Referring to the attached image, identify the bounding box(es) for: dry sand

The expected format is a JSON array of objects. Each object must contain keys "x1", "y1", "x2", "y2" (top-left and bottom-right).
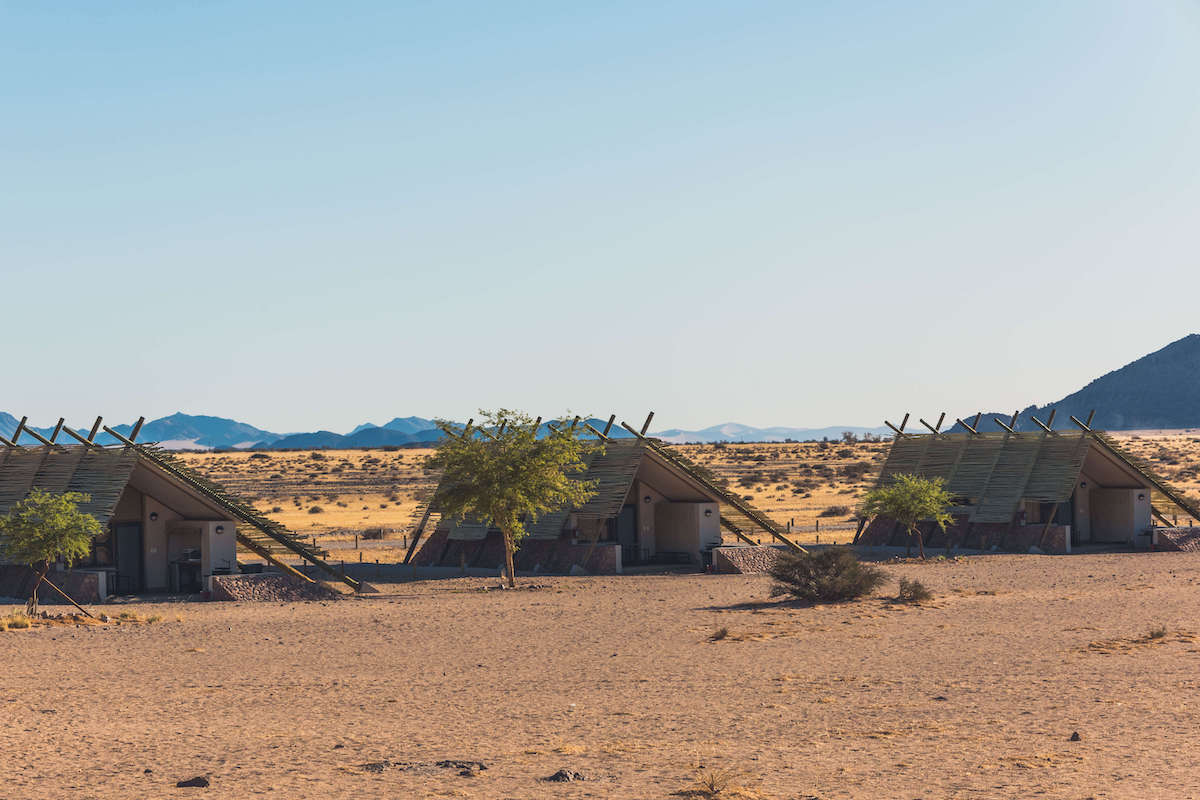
[{"x1": 5, "y1": 552, "x2": 1200, "y2": 798}]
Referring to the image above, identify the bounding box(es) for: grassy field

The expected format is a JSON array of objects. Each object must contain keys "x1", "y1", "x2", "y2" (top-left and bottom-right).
[{"x1": 178, "y1": 431, "x2": 1200, "y2": 564}]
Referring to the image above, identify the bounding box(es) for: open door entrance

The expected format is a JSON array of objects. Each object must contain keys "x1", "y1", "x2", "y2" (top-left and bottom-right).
[
  {"x1": 611, "y1": 504, "x2": 637, "y2": 565},
  {"x1": 113, "y1": 522, "x2": 143, "y2": 594}
]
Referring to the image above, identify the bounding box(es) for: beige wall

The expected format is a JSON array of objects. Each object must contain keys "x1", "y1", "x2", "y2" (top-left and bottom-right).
[
  {"x1": 143, "y1": 496, "x2": 183, "y2": 591},
  {"x1": 1089, "y1": 488, "x2": 1151, "y2": 544},
  {"x1": 653, "y1": 502, "x2": 720, "y2": 562}
]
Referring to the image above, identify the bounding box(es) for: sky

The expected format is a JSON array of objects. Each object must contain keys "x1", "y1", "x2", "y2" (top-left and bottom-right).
[{"x1": 3, "y1": 2, "x2": 1199, "y2": 434}]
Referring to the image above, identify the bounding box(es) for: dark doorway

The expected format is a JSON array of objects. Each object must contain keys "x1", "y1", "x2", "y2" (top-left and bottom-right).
[
  {"x1": 113, "y1": 522, "x2": 143, "y2": 594},
  {"x1": 611, "y1": 504, "x2": 638, "y2": 565}
]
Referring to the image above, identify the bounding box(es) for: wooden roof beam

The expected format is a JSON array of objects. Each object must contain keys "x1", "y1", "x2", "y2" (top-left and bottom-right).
[
  {"x1": 49, "y1": 418, "x2": 64, "y2": 443},
  {"x1": 1069, "y1": 409, "x2": 1096, "y2": 432},
  {"x1": 993, "y1": 417, "x2": 1015, "y2": 434},
  {"x1": 1029, "y1": 415, "x2": 1054, "y2": 434},
  {"x1": 956, "y1": 415, "x2": 981, "y2": 435},
  {"x1": 11, "y1": 416, "x2": 27, "y2": 445},
  {"x1": 583, "y1": 422, "x2": 609, "y2": 441},
  {"x1": 0, "y1": 433, "x2": 19, "y2": 448},
  {"x1": 602, "y1": 414, "x2": 615, "y2": 437},
  {"x1": 18, "y1": 424, "x2": 54, "y2": 447},
  {"x1": 129, "y1": 416, "x2": 146, "y2": 442},
  {"x1": 919, "y1": 412, "x2": 946, "y2": 435},
  {"x1": 87, "y1": 416, "x2": 103, "y2": 443},
  {"x1": 60, "y1": 425, "x2": 101, "y2": 448},
  {"x1": 639, "y1": 411, "x2": 655, "y2": 436}
]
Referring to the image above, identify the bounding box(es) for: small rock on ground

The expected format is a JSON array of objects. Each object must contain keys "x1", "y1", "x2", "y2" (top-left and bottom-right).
[
  {"x1": 543, "y1": 769, "x2": 587, "y2": 782},
  {"x1": 176, "y1": 776, "x2": 210, "y2": 788}
]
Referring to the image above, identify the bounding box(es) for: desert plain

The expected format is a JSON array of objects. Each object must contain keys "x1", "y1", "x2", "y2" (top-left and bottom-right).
[
  {"x1": 5, "y1": 434, "x2": 1200, "y2": 799},
  {"x1": 5, "y1": 553, "x2": 1200, "y2": 799}
]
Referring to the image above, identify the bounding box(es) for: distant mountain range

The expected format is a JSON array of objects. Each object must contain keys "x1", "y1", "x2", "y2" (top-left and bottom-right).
[
  {"x1": 949, "y1": 334, "x2": 1200, "y2": 434},
  {"x1": 5, "y1": 335, "x2": 1197, "y2": 449}
]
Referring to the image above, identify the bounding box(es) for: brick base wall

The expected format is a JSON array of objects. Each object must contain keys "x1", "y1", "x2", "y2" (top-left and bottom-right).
[
  {"x1": 857, "y1": 515, "x2": 1070, "y2": 554},
  {"x1": 712, "y1": 546, "x2": 784, "y2": 574},
  {"x1": 411, "y1": 531, "x2": 621, "y2": 574},
  {"x1": 0, "y1": 566, "x2": 101, "y2": 604}
]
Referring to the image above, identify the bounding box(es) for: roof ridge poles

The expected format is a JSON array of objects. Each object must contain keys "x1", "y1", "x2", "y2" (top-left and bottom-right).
[
  {"x1": 129, "y1": 416, "x2": 146, "y2": 442},
  {"x1": 993, "y1": 410, "x2": 1020, "y2": 435},
  {"x1": 919, "y1": 412, "x2": 946, "y2": 435},
  {"x1": 11, "y1": 415, "x2": 57, "y2": 447},
  {"x1": 87, "y1": 416, "x2": 103, "y2": 443},
  {"x1": 955, "y1": 412, "x2": 982, "y2": 435},
  {"x1": 602, "y1": 414, "x2": 615, "y2": 437},
  {"x1": 60, "y1": 425, "x2": 101, "y2": 448},
  {"x1": 49, "y1": 418, "x2": 64, "y2": 443},
  {"x1": 1069, "y1": 409, "x2": 1097, "y2": 432},
  {"x1": 884, "y1": 412, "x2": 910, "y2": 438},
  {"x1": 639, "y1": 411, "x2": 654, "y2": 436},
  {"x1": 1029, "y1": 409, "x2": 1056, "y2": 434}
]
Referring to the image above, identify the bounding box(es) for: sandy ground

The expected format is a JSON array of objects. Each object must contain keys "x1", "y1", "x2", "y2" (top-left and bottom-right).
[{"x1": 5, "y1": 552, "x2": 1200, "y2": 799}]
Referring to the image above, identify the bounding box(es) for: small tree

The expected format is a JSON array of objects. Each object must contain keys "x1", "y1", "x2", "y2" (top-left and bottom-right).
[
  {"x1": 859, "y1": 473, "x2": 954, "y2": 559},
  {"x1": 0, "y1": 489, "x2": 100, "y2": 615},
  {"x1": 427, "y1": 410, "x2": 596, "y2": 587}
]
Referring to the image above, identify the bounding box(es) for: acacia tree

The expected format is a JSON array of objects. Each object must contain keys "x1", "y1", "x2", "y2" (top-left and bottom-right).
[
  {"x1": 427, "y1": 410, "x2": 597, "y2": 587},
  {"x1": 859, "y1": 473, "x2": 954, "y2": 560},
  {"x1": 0, "y1": 489, "x2": 100, "y2": 615}
]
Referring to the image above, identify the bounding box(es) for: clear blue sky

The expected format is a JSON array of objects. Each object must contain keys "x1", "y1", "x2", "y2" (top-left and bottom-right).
[{"x1": 3, "y1": 2, "x2": 1199, "y2": 434}]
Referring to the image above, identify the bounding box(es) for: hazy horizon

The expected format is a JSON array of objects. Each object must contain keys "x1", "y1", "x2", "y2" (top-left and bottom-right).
[{"x1": 5, "y1": 2, "x2": 1199, "y2": 432}]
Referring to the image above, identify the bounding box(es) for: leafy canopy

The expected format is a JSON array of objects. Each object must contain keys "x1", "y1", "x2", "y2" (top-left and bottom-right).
[
  {"x1": 0, "y1": 489, "x2": 100, "y2": 567},
  {"x1": 427, "y1": 410, "x2": 597, "y2": 546},
  {"x1": 859, "y1": 473, "x2": 954, "y2": 534}
]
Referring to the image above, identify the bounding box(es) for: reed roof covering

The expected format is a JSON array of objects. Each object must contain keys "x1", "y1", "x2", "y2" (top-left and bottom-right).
[{"x1": 877, "y1": 430, "x2": 1200, "y2": 524}]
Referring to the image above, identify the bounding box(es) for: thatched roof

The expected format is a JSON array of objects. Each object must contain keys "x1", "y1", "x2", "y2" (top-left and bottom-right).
[
  {"x1": 436, "y1": 436, "x2": 791, "y2": 543},
  {"x1": 877, "y1": 430, "x2": 1200, "y2": 524}
]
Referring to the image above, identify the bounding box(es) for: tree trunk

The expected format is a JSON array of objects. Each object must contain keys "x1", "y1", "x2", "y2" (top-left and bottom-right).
[
  {"x1": 26, "y1": 563, "x2": 48, "y2": 617},
  {"x1": 501, "y1": 528, "x2": 517, "y2": 589},
  {"x1": 904, "y1": 527, "x2": 913, "y2": 558},
  {"x1": 916, "y1": 527, "x2": 926, "y2": 560}
]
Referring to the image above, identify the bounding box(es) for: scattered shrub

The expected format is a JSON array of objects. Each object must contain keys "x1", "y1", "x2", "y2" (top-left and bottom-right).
[
  {"x1": 2, "y1": 613, "x2": 31, "y2": 630},
  {"x1": 896, "y1": 578, "x2": 933, "y2": 604},
  {"x1": 1148, "y1": 624, "x2": 1168, "y2": 640},
  {"x1": 709, "y1": 627, "x2": 729, "y2": 642},
  {"x1": 769, "y1": 547, "x2": 887, "y2": 603},
  {"x1": 308, "y1": 506, "x2": 324, "y2": 514},
  {"x1": 818, "y1": 505, "x2": 851, "y2": 518},
  {"x1": 271, "y1": 506, "x2": 284, "y2": 513}
]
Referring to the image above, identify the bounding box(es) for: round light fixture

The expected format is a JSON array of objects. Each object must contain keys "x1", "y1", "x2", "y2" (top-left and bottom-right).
[
  {"x1": 643, "y1": 495, "x2": 652, "y2": 504},
  {"x1": 215, "y1": 525, "x2": 225, "y2": 534},
  {"x1": 704, "y1": 509, "x2": 713, "y2": 517},
  {"x1": 149, "y1": 512, "x2": 158, "y2": 522}
]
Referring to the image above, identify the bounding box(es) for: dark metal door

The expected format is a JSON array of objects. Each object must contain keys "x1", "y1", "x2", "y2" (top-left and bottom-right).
[
  {"x1": 616, "y1": 504, "x2": 637, "y2": 565},
  {"x1": 113, "y1": 523, "x2": 143, "y2": 594}
]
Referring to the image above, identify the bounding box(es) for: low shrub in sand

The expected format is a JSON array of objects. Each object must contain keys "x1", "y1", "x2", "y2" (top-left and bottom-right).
[
  {"x1": 1, "y1": 613, "x2": 32, "y2": 630},
  {"x1": 896, "y1": 578, "x2": 933, "y2": 604},
  {"x1": 769, "y1": 547, "x2": 887, "y2": 603}
]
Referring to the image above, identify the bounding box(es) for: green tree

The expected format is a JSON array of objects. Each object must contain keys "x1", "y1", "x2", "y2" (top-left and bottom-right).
[
  {"x1": 427, "y1": 410, "x2": 597, "y2": 587},
  {"x1": 0, "y1": 489, "x2": 100, "y2": 614},
  {"x1": 859, "y1": 473, "x2": 954, "y2": 559}
]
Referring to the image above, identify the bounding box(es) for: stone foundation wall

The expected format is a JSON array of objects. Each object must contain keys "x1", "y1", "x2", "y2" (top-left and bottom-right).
[
  {"x1": 712, "y1": 546, "x2": 785, "y2": 574},
  {"x1": 411, "y1": 531, "x2": 621, "y2": 574},
  {"x1": 1154, "y1": 528, "x2": 1200, "y2": 552},
  {"x1": 209, "y1": 573, "x2": 339, "y2": 602},
  {"x1": 857, "y1": 515, "x2": 1070, "y2": 554},
  {"x1": 0, "y1": 566, "x2": 101, "y2": 604}
]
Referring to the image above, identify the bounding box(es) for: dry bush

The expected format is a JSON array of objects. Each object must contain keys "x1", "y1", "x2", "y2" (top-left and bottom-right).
[
  {"x1": 896, "y1": 578, "x2": 933, "y2": 604},
  {"x1": 769, "y1": 547, "x2": 887, "y2": 603},
  {"x1": 818, "y1": 505, "x2": 851, "y2": 518}
]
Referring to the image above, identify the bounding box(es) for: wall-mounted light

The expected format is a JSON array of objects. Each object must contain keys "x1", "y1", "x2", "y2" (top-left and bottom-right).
[
  {"x1": 149, "y1": 512, "x2": 158, "y2": 522},
  {"x1": 643, "y1": 495, "x2": 652, "y2": 504},
  {"x1": 704, "y1": 509, "x2": 713, "y2": 517},
  {"x1": 1080, "y1": 481, "x2": 1087, "y2": 488},
  {"x1": 1137, "y1": 494, "x2": 1146, "y2": 502},
  {"x1": 215, "y1": 525, "x2": 225, "y2": 534}
]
